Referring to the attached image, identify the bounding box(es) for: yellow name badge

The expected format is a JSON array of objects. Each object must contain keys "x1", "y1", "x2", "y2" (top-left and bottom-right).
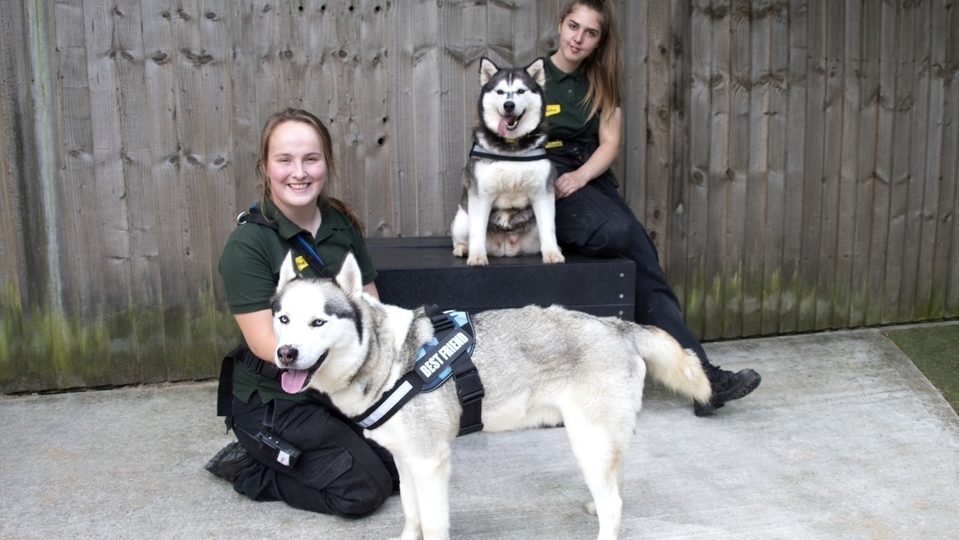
[
  {"x1": 294, "y1": 255, "x2": 310, "y2": 273},
  {"x1": 545, "y1": 140, "x2": 564, "y2": 149},
  {"x1": 546, "y1": 104, "x2": 561, "y2": 117}
]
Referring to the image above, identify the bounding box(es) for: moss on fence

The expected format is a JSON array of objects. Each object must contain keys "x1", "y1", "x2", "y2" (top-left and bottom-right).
[{"x1": 1, "y1": 286, "x2": 236, "y2": 393}]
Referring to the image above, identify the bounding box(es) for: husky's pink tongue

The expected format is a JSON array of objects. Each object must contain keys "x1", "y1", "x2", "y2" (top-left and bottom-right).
[
  {"x1": 498, "y1": 117, "x2": 512, "y2": 136},
  {"x1": 281, "y1": 369, "x2": 309, "y2": 394}
]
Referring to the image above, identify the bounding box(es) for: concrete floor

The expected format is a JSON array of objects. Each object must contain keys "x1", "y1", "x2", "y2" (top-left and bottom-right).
[{"x1": 2, "y1": 327, "x2": 958, "y2": 539}]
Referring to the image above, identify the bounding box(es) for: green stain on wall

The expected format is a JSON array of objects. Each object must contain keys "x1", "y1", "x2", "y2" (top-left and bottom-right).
[{"x1": 1, "y1": 282, "x2": 237, "y2": 393}]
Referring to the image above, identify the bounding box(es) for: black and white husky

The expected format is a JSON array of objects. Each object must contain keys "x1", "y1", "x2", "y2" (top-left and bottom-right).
[
  {"x1": 451, "y1": 57, "x2": 564, "y2": 265},
  {"x1": 271, "y1": 252, "x2": 712, "y2": 540}
]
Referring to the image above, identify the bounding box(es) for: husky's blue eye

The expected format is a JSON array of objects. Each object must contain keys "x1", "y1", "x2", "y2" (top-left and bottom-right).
[
  {"x1": 496, "y1": 90, "x2": 505, "y2": 95},
  {"x1": 279, "y1": 315, "x2": 289, "y2": 324},
  {"x1": 311, "y1": 319, "x2": 325, "y2": 328},
  {"x1": 517, "y1": 89, "x2": 525, "y2": 94}
]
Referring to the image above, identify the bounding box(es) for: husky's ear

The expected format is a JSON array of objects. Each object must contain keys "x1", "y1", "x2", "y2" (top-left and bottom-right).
[
  {"x1": 526, "y1": 58, "x2": 546, "y2": 88},
  {"x1": 479, "y1": 57, "x2": 499, "y2": 86},
  {"x1": 277, "y1": 251, "x2": 300, "y2": 292},
  {"x1": 335, "y1": 252, "x2": 364, "y2": 301}
]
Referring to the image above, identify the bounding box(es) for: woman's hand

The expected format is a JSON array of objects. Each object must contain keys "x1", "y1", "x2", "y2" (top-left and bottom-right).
[
  {"x1": 554, "y1": 107, "x2": 623, "y2": 199},
  {"x1": 555, "y1": 171, "x2": 590, "y2": 198}
]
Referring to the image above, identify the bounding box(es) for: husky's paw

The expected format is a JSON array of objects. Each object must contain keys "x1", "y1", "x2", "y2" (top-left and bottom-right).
[
  {"x1": 467, "y1": 253, "x2": 489, "y2": 266},
  {"x1": 452, "y1": 243, "x2": 468, "y2": 258},
  {"x1": 542, "y1": 250, "x2": 565, "y2": 264}
]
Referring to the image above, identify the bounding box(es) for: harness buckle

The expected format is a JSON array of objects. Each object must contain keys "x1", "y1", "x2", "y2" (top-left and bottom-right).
[{"x1": 453, "y1": 367, "x2": 484, "y2": 404}]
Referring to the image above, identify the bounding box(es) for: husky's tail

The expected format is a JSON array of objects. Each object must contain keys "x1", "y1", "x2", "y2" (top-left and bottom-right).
[{"x1": 633, "y1": 325, "x2": 712, "y2": 405}]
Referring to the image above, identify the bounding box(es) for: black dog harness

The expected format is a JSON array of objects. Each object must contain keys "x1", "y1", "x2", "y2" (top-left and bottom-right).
[
  {"x1": 468, "y1": 142, "x2": 549, "y2": 162},
  {"x1": 353, "y1": 306, "x2": 485, "y2": 437}
]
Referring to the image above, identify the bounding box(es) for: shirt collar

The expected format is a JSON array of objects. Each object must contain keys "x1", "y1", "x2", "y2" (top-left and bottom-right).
[
  {"x1": 545, "y1": 53, "x2": 584, "y2": 83},
  {"x1": 261, "y1": 197, "x2": 350, "y2": 243}
]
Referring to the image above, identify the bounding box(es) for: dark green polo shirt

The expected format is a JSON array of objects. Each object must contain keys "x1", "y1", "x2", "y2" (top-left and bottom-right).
[
  {"x1": 219, "y1": 197, "x2": 377, "y2": 404},
  {"x1": 543, "y1": 55, "x2": 619, "y2": 187}
]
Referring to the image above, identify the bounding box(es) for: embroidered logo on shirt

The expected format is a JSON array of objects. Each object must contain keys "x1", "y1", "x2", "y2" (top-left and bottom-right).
[
  {"x1": 294, "y1": 255, "x2": 310, "y2": 272},
  {"x1": 546, "y1": 104, "x2": 561, "y2": 117}
]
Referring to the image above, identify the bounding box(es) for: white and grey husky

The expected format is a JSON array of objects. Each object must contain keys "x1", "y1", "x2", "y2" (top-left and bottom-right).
[
  {"x1": 451, "y1": 57, "x2": 564, "y2": 265},
  {"x1": 271, "y1": 252, "x2": 712, "y2": 540}
]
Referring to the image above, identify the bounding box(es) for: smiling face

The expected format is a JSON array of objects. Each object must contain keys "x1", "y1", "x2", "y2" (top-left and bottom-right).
[
  {"x1": 553, "y1": 4, "x2": 605, "y2": 72},
  {"x1": 262, "y1": 120, "x2": 327, "y2": 219}
]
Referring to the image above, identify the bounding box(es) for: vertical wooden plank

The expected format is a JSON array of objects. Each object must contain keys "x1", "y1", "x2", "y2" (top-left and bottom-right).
[
  {"x1": 320, "y1": 3, "x2": 361, "y2": 209},
  {"x1": 110, "y1": 0, "x2": 159, "y2": 385},
  {"x1": 359, "y1": 0, "x2": 395, "y2": 237},
  {"x1": 0, "y1": 0, "x2": 52, "y2": 391},
  {"x1": 196, "y1": 0, "x2": 235, "y2": 377},
  {"x1": 169, "y1": 0, "x2": 218, "y2": 379},
  {"x1": 621, "y1": 1, "x2": 649, "y2": 219},
  {"x1": 646, "y1": 0, "x2": 671, "y2": 275},
  {"x1": 227, "y1": 0, "x2": 258, "y2": 214},
  {"x1": 835, "y1": 0, "x2": 863, "y2": 330},
  {"x1": 939, "y1": 0, "x2": 959, "y2": 319},
  {"x1": 410, "y1": 0, "x2": 442, "y2": 235},
  {"x1": 684, "y1": 0, "x2": 714, "y2": 338},
  {"x1": 251, "y1": 1, "x2": 282, "y2": 119},
  {"x1": 867, "y1": 0, "x2": 899, "y2": 326},
  {"x1": 850, "y1": 0, "x2": 881, "y2": 328},
  {"x1": 723, "y1": 0, "x2": 749, "y2": 338},
  {"x1": 796, "y1": 0, "x2": 824, "y2": 333},
  {"x1": 389, "y1": 0, "x2": 417, "y2": 235},
  {"x1": 814, "y1": 0, "x2": 845, "y2": 330},
  {"x1": 884, "y1": 0, "x2": 916, "y2": 324},
  {"x1": 667, "y1": 0, "x2": 692, "y2": 333},
  {"x1": 896, "y1": 0, "x2": 929, "y2": 322},
  {"x1": 911, "y1": 0, "x2": 941, "y2": 321},
  {"x1": 138, "y1": 1, "x2": 188, "y2": 383},
  {"x1": 780, "y1": 0, "x2": 807, "y2": 334},
  {"x1": 74, "y1": 0, "x2": 132, "y2": 387},
  {"x1": 743, "y1": 0, "x2": 770, "y2": 338},
  {"x1": 50, "y1": 0, "x2": 92, "y2": 389},
  {"x1": 760, "y1": 0, "x2": 789, "y2": 335},
  {"x1": 437, "y1": 0, "x2": 467, "y2": 237},
  {"x1": 703, "y1": 0, "x2": 731, "y2": 341}
]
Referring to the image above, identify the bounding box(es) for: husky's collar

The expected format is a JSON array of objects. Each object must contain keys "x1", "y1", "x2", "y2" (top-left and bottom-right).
[
  {"x1": 352, "y1": 308, "x2": 484, "y2": 436},
  {"x1": 469, "y1": 143, "x2": 548, "y2": 162}
]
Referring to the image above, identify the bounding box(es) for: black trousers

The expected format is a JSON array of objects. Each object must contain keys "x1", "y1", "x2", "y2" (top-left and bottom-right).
[
  {"x1": 229, "y1": 392, "x2": 397, "y2": 518},
  {"x1": 554, "y1": 176, "x2": 715, "y2": 373}
]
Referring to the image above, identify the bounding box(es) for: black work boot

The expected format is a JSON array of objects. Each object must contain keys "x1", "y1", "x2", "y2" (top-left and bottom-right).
[
  {"x1": 694, "y1": 368, "x2": 762, "y2": 416},
  {"x1": 204, "y1": 441, "x2": 255, "y2": 482}
]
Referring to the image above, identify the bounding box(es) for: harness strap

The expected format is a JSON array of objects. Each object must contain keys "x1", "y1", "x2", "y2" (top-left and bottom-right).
[
  {"x1": 469, "y1": 143, "x2": 549, "y2": 162},
  {"x1": 237, "y1": 204, "x2": 332, "y2": 278},
  {"x1": 353, "y1": 306, "x2": 485, "y2": 436}
]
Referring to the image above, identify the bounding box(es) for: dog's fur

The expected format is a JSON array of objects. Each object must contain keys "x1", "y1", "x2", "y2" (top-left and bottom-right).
[
  {"x1": 271, "y1": 252, "x2": 711, "y2": 540},
  {"x1": 451, "y1": 57, "x2": 564, "y2": 265}
]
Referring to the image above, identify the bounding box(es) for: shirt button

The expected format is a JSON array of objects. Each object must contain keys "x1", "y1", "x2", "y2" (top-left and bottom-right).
[{"x1": 568, "y1": 89, "x2": 573, "y2": 93}]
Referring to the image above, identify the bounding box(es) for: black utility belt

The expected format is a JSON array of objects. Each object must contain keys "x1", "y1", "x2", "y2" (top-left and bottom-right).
[{"x1": 236, "y1": 347, "x2": 283, "y2": 381}]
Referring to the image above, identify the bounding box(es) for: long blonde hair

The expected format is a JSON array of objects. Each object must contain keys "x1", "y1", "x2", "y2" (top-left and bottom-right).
[
  {"x1": 255, "y1": 108, "x2": 364, "y2": 229},
  {"x1": 558, "y1": 0, "x2": 623, "y2": 124}
]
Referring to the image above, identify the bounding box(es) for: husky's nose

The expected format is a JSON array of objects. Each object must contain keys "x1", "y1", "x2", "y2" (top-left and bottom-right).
[
  {"x1": 503, "y1": 101, "x2": 515, "y2": 114},
  {"x1": 276, "y1": 345, "x2": 299, "y2": 366}
]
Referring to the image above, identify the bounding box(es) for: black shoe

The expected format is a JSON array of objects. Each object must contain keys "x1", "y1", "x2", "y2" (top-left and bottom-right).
[
  {"x1": 694, "y1": 368, "x2": 762, "y2": 417},
  {"x1": 205, "y1": 441, "x2": 255, "y2": 482}
]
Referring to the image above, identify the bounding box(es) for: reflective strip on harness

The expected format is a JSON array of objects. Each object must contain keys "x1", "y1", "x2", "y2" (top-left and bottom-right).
[
  {"x1": 355, "y1": 380, "x2": 415, "y2": 429},
  {"x1": 469, "y1": 143, "x2": 548, "y2": 162},
  {"x1": 351, "y1": 308, "x2": 483, "y2": 435}
]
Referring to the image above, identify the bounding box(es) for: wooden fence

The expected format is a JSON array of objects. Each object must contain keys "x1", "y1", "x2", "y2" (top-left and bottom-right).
[{"x1": 1, "y1": 0, "x2": 957, "y2": 392}]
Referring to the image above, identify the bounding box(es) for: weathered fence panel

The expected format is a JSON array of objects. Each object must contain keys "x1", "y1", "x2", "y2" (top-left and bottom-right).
[{"x1": 1, "y1": 0, "x2": 957, "y2": 392}]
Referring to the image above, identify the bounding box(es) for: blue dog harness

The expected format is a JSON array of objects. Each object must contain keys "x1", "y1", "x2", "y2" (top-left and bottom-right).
[{"x1": 352, "y1": 306, "x2": 485, "y2": 436}]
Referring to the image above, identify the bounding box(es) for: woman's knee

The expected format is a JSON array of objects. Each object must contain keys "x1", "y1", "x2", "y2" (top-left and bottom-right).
[{"x1": 575, "y1": 217, "x2": 632, "y2": 256}]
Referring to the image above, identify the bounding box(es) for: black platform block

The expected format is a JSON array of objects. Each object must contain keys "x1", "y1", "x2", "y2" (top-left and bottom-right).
[{"x1": 366, "y1": 236, "x2": 635, "y2": 320}]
